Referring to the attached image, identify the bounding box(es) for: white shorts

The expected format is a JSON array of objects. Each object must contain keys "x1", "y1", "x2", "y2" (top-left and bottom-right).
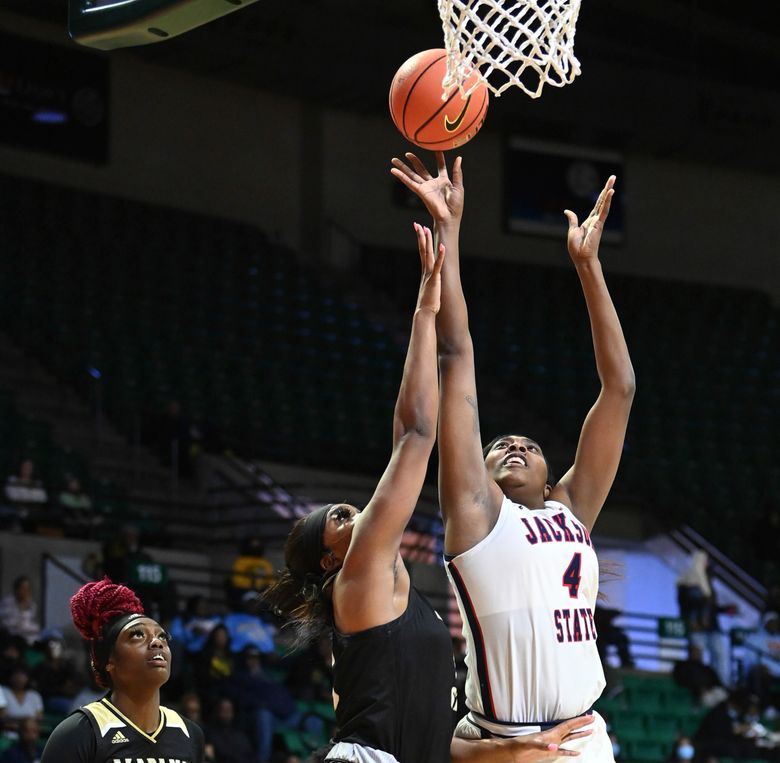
[
  {"x1": 454, "y1": 710, "x2": 614, "y2": 763},
  {"x1": 326, "y1": 741, "x2": 400, "y2": 763}
]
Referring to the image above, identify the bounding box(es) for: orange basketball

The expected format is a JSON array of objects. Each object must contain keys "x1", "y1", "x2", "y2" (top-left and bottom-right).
[{"x1": 389, "y1": 49, "x2": 489, "y2": 151}]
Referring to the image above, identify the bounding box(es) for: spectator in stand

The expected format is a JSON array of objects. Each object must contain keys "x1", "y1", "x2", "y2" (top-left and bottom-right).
[
  {"x1": 100, "y1": 524, "x2": 176, "y2": 622},
  {"x1": 149, "y1": 399, "x2": 204, "y2": 479},
  {"x1": 673, "y1": 643, "x2": 728, "y2": 708},
  {"x1": 178, "y1": 691, "x2": 206, "y2": 730},
  {"x1": 58, "y1": 476, "x2": 97, "y2": 537},
  {"x1": 226, "y1": 646, "x2": 302, "y2": 763},
  {"x1": 101, "y1": 524, "x2": 151, "y2": 584},
  {"x1": 223, "y1": 592, "x2": 275, "y2": 656},
  {"x1": 0, "y1": 639, "x2": 26, "y2": 687},
  {"x1": 193, "y1": 625, "x2": 234, "y2": 706},
  {"x1": 283, "y1": 636, "x2": 333, "y2": 705},
  {"x1": 228, "y1": 537, "x2": 275, "y2": 610},
  {"x1": 31, "y1": 629, "x2": 81, "y2": 716},
  {"x1": 3, "y1": 460, "x2": 48, "y2": 531},
  {"x1": 168, "y1": 596, "x2": 221, "y2": 698},
  {"x1": 65, "y1": 673, "x2": 103, "y2": 715},
  {"x1": 169, "y1": 596, "x2": 221, "y2": 655},
  {"x1": 694, "y1": 690, "x2": 770, "y2": 761},
  {"x1": 594, "y1": 605, "x2": 634, "y2": 669},
  {"x1": 0, "y1": 717, "x2": 45, "y2": 763},
  {"x1": 677, "y1": 551, "x2": 711, "y2": 634},
  {"x1": 665, "y1": 734, "x2": 696, "y2": 762},
  {"x1": 205, "y1": 697, "x2": 256, "y2": 763},
  {"x1": 677, "y1": 551, "x2": 735, "y2": 687},
  {"x1": 177, "y1": 692, "x2": 217, "y2": 763},
  {"x1": 0, "y1": 578, "x2": 40, "y2": 647},
  {"x1": 0, "y1": 666, "x2": 43, "y2": 737},
  {"x1": 742, "y1": 611, "x2": 780, "y2": 711}
]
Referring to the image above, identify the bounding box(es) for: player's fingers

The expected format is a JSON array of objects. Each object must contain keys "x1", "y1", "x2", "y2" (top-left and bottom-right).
[
  {"x1": 550, "y1": 715, "x2": 594, "y2": 737},
  {"x1": 562, "y1": 730, "x2": 593, "y2": 741},
  {"x1": 592, "y1": 175, "x2": 614, "y2": 216},
  {"x1": 598, "y1": 188, "x2": 614, "y2": 222},
  {"x1": 451, "y1": 156, "x2": 464, "y2": 188},
  {"x1": 552, "y1": 746, "x2": 581, "y2": 757},
  {"x1": 424, "y1": 226, "x2": 436, "y2": 270},
  {"x1": 435, "y1": 151, "x2": 448, "y2": 177},
  {"x1": 406, "y1": 152, "x2": 432, "y2": 180},
  {"x1": 563, "y1": 210, "x2": 578, "y2": 228},
  {"x1": 539, "y1": 718, "x2": 592, "y2": 746},
  {"x1": 433, "y1": 242, "x2": 446, "y2": 275},
  {"x1": 413, "y1": 222, "x2": 427, "y2": 263},
  {"x1": 391, "y1": 160, "x2": 421, "y2": 183},
  {"x1": 391, "y1": 168, "x2": 421, "y2": 193}
]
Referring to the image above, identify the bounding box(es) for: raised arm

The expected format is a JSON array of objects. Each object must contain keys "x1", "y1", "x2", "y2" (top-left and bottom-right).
[
  {"x1": 336, "y1": 224, "x2": 443, "y2": 624},
  {"x1": 391, "y1": 153, "x2": 501, "y2": 556},
  {"x1": 552, "y1": 176, "x2": 635, "y2": 530}
]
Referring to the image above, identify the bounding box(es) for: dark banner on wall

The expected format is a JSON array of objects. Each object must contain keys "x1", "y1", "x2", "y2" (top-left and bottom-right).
[
  {"x1": 0, "y1": 32, "x2": 108, "y2": 164},
  {"x1": 504, "y1": 137, "x2": 624, "y2": 243}
]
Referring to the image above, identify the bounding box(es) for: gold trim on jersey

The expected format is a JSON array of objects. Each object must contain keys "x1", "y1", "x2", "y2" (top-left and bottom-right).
[
  {"x1": 84, "y1": 698, "x2": 168, "y2": 743},
  {"x1": 161, "y1": 706, "x2": 191, "y2": 737},
  {"x1": 82, "y1": 700, "x2": 128, "y2": 738}
]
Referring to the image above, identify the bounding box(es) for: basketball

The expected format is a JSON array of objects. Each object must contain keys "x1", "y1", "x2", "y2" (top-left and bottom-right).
[{"x1": 389, "y1": 49, "x2": 488, "y2": 151}]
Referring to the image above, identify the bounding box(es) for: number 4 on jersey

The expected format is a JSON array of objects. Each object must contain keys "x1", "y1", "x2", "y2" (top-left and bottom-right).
[{"x1": 562, "y1": 552, "x2": 582, "y2": 598}]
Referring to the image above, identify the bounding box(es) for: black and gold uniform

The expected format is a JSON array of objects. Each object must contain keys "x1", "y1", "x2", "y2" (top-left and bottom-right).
[
  {"x1": 328, "y1": 587, "x2": 455, "y2": 763},
  {"x1": 41, "y1": 697, "x2": 204, "y2": 763}
]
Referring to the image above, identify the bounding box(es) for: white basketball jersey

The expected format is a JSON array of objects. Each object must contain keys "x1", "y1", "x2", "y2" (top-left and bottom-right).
[{"x1": 446, "y1": 496, "x2": 605, "y2": 728}]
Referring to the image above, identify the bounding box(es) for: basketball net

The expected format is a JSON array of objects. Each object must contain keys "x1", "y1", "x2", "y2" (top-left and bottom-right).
[{"x1": 437, "y1": 0, "x2": 582, "y2": 99}]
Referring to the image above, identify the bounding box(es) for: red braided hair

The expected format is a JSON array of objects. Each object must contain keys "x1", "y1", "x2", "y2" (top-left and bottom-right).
[
  {"x1": 70, "y1": 577, "x2": 145, "y2": 686},
  {"x1": 70, "y1": 577, "x2": 145, "y2": 640}
]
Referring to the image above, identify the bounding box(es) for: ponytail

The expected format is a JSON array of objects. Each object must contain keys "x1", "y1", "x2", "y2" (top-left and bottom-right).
[{"x1": 263, "y1": 509, "x2": 337, "y2": 648}]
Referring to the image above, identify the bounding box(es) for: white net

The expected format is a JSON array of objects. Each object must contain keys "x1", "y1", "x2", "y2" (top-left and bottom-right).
[{"x1": 437, "y1": 0, "x2": 582, "y2": 99}]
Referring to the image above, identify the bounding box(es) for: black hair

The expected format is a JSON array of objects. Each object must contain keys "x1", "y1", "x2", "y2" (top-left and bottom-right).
[
  {"x1": 481, "y1": 433, "x2": 556, "y2": 487},
  {"x1": 263, "y1": 509, "x2": 338, "y2": 648}
]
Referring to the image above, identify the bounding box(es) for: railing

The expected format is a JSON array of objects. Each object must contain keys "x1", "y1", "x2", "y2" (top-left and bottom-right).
[{"x1": 670, "y1": 524, "x2": 766, "y2": 611}]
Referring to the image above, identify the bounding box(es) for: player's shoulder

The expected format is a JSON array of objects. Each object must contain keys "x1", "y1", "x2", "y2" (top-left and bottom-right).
[
  {"x1": 50, "y1": 709, "x2": 94, "y2": 737},
  {"x1": 41, "y1": 711, "x2": 96, "y2": 762},
  {"x1": 543, "y1": 497, "x2": 574, "y2": 514},
  {"x1": 160, "y1": 705, "x2": 204, "y2": 741}
]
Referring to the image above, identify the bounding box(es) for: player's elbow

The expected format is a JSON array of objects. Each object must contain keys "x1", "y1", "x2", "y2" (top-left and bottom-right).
[
  {"x1": 437, "y1": 336, "x2": 474, "y2": 363},
  {"x1": 394, "y1": 411, "x2": 436, "y2": 443},
  {"x1": 617, "y1": 368, "x2": 636, "y2": 400},
  {"x1": 604, "y1": 365, "x2": 636, "y2": 401}
]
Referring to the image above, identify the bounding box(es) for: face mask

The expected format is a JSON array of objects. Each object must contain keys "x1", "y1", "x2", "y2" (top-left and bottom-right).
[
  {"x1": 612, "y1": 742, "x2": 621, "y2": 757},
  {"x1": 677, "y1": 744, "x2": 695, "y2": 760}
]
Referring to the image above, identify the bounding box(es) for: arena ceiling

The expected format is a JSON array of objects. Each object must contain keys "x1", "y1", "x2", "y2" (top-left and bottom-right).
[{"x1": 6, "y1": 0, "x2": 780, "y2": 172}]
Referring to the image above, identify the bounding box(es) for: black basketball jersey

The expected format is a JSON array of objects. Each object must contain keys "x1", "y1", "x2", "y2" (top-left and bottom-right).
[
  {"x1": 40, "y1": 697, "x2": 204, "y2": 763},
  {"x1": 331, "y1": 586, "x2": 455, "y2": 763}
]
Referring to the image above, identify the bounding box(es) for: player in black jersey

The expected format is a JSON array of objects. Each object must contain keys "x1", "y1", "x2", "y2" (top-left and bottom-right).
[
  {"x1": 266, "y1": 225, "x2": 591, "y2": 763},
  {"x1": 41, "y1": 578, "x2": 204, "y2": 763}
]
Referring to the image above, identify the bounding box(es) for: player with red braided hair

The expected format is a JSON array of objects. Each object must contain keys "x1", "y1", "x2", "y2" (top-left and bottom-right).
[{"x1": 41, "y1": 578, "x2": 204, "y2": 763}]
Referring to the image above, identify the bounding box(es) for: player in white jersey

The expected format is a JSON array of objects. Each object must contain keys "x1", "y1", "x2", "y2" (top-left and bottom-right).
[{"x1": 391, "y1": 153, "x2": 634, "y2": 761}]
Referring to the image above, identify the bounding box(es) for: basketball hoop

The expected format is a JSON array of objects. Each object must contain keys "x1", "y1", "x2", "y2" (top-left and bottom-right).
[{"x1": 437, "y1": 0, "x2": 582, "y2": 99}]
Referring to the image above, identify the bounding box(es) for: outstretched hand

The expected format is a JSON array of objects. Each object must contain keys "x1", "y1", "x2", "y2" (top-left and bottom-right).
[
  {"x1": 507, "y1": 714, "x2": 593, "y2": 761},
  {"x1": 414, "y1": 222, "x2": 445, "y2": 314},
  {"x1": 564, "y1": 175, "x2": 615, "y2": 263},
  {"x1": 391, "y1": 152, "x2": 464, "y2": 226}
]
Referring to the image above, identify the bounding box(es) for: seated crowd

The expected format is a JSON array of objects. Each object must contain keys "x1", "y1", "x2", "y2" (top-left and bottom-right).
[{"x1": 0, "y1": 553, "x2": 334, "y2": 763}]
